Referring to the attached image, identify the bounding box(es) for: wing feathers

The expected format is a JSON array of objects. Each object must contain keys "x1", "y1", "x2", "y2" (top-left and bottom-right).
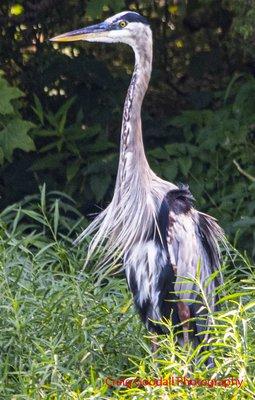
[{"x1": 164, "y1": 187, "x2": 224, "y2": 307}]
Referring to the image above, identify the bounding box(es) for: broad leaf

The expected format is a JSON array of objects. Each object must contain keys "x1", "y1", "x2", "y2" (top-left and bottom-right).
[
  {"x1": 0, "y1": 77, "x2": 23, "y2": 115},
  {"x1": 0, "y1": 119, "x2": 35, "y2": 162}
]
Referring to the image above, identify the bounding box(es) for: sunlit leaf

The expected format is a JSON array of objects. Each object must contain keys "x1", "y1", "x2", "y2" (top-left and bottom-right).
[
  {"x1": 168, "y1": 5, "x2": 178, "y2": 14},
  {"x1": 10, "y1": 4, "x2": 24, "y2": 16},
  {"x1": 54, "y1": 199, "x2": 59, "y2": 237},
  {"x1": 175, "y1": 39, "x2": 184, "y2": 48}
]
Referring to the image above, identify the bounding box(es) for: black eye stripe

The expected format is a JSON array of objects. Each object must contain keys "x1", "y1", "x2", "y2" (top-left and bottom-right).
[
  {"x1": 120, "y1": 12, "x2": 149, "y2": 25},
  {"x1": 108, "y1": 12, "x2": 149, "y2": 30}
]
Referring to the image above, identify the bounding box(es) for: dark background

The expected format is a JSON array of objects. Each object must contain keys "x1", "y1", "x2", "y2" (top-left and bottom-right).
[{"x1": 0, "y1": 0, "x2": 254, "y2": 256}]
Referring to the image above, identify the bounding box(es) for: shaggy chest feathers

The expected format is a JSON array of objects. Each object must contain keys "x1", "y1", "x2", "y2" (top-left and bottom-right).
[{"x1": 124, "y1": 185, "x2": 223, "y2": 334}]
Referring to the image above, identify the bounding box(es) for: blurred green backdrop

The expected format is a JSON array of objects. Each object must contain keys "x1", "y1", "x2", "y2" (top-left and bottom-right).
[{"x1": 0, "y1": 0, "x2": 254, "y2": 256}]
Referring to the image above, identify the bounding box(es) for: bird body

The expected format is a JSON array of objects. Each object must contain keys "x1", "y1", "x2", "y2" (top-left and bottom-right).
[{"x1": 51, "y1": 11, "x2": 225, "y2": 344}]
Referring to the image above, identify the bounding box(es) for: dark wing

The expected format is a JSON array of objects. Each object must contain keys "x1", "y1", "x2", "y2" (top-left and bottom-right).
[{"x1": 164, "y1": 187, "x2": 224, "y2": 310}]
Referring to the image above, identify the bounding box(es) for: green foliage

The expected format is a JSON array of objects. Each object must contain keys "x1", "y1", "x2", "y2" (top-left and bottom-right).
[
  {"x1": 86, "y1": 0, "x2": 125, "y2": 18},
  {"x1": 0, "y1": 192, "x2": 255, "y2": 398},
  {"x1": 0, "y1": 0, "x2": 254, "y2": 256},
  {"x1": 0, "y1": 73, "x2": 34, "y2": 164},
  {"x1": 148, "y1": 76, "x2": 255, "y2": 255},
  {"x1": 0, "y1": 73, "x2": 22, "y2": 115},
  {"x1": 224, "y1": 0, "x2": 255, "y2": 51},
  {"x1": 30, "y1": 96, "x2": 117, "y2": 202}
]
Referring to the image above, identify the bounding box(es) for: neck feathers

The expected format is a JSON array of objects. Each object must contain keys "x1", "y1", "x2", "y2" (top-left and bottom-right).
[
  {"x1": 76, "y1": 27, "x2": 173, "y2": 272},
  {"x1": 118, "y1": 28, "x2": 153, "y2": 186}
]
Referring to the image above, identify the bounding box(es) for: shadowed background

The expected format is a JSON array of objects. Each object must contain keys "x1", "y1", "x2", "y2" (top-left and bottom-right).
[{"x1": 0, "y1": 0, "x2": 254, "y2": 256}]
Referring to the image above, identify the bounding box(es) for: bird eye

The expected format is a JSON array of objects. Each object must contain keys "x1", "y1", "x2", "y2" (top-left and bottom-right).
[{"x1": 119, "y1": 20, "x2": 127, "y2": 28}]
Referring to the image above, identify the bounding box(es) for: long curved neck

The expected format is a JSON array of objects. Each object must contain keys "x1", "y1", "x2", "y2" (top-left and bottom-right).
[{"x1": 118, "y1": 33, "x2": 153, "y2": 186}]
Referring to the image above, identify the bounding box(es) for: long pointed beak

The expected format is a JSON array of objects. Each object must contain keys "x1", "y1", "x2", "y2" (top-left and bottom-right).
[{"x1": 50, "y1": 22, "x2": 109, "y2": 42}]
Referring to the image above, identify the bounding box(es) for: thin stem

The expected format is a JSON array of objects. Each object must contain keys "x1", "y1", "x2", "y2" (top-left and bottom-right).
[{"x1": 233, "y1": 159, "x2": 255, "y2": 182}]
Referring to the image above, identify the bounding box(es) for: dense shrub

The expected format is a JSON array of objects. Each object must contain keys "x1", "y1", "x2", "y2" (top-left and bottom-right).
[
  {"x1": 0, "y1": 191, "x2": 254, "y2": 398},
  {"x1": 0, "y1": 0, "x2": 254, "y2": 255}
]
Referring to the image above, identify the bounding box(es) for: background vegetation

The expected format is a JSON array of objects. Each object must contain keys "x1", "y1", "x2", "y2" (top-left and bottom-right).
[
  {"x1": 0, "y1": 0, "x2": 254, "y2": 255},
  {"x1": 0, "y1": 0, "x2": 255, "y2": 398}
]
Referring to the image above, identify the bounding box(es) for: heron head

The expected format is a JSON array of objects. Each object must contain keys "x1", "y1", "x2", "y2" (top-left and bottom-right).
[{"x1": 50, "y1": 11, "x2": 151, "y2": 48}]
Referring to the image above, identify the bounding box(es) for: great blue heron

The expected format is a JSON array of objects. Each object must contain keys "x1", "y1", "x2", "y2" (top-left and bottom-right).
[{"x1": 51, "y1": 11, "x2": 225, "y2": 347}]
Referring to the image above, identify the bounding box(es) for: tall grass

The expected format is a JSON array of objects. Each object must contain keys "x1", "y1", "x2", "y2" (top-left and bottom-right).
[{"x1": 0, "y1": 187, "x2": 254, "y2": 399}]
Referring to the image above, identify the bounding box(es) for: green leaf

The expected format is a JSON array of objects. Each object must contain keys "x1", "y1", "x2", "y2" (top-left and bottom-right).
[
  {"x1": 54, "y1": 199, "x2": 59, "y2": 237},
  {"x1": 32, "y1": 95, "x2": 44, "y2": 125},
  {"x1": 31, "y1": 129, "x2": 58, "y2": 138},
  {"x1": 0, "y1": 119, "x2": 35, "y2": 161},
  {"x1": 39, "y1": 142, "x2": 59, "y2": 153},
  {"x1": 86, "y1": 0, "x2": 125, "y2": 18},
  {"x1": 86, "y1": 0, "x2": 106, "y2": 18},
  {"x1": 243, "y1": 300, "x2": 255, "y2": 312},
  {"x1": 21, "y1": 210, "x2": 48, "y2": 226},
  {"x1": 56, "y1": 97, "x2": 76, "y2": 121},
  {"x1": 0, "y1": 77, "x2": 23, "y2": 115},
  {"x1": 108, "y1": 0, "x2": 125, "y2": 12},
  {"x1": 66, "y1": 161, "x2": 81, "y2": 182},
  {"x1": 30, "y1": 153, "x2": 69, "y2": 171},
  {"x1": 161, "y1": 161, "x2": 178, "y2": 181},
  {"x1": 40, "y1": 183, "x2": 46, "y2": 213},
  {"x1": 90, "y1": 174, "x2": 111, "y2": 202},
  {"x1": 178, "y1": 157, "x2": 192, "y2": 176},
  {"x1": 148, "y1": 147, "x2": 169, "y2": 160},
  {"x1": 86, "y1": 139, "x2": 115, "y2": 153},
  {"x1": 165, "y1": 143, "x2": 186, "y2": 155},
  {"x1": 0, "y1": 147, "x2": 4, "y2": 165},
  {"x1": 56, "y1": 97, "x2": 76, "y2": 134}
]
